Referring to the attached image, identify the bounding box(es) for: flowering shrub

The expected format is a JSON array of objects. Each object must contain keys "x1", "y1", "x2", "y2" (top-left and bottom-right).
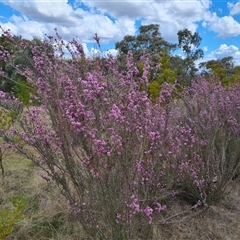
[
  {"x1": 172, "y1": 79, "x2": 240, "y2": 204},
  {"x1": 0, "y1": 28, "x2": 240, "y2": 239}
]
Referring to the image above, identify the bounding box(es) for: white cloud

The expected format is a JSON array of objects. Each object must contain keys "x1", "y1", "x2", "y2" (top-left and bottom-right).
[
  {"x1": 89, "y1": 47, "x2": 101, "y2": 57},
  {"x1": 228, "y1": 1, "x2": 240, "y2": 15},
  {"x1": 202, "y1": 12, "x2": 240, "y2": 38},
  {"x1": 218, "y1": 8, "x2": 223, "y2": 14},
  {"x1": 82, "y1": 0, "x2": 240, "y2": 40},
  {"x1": 81, "y1": 42, "x2": 90, "y2": 56},
  {"x1": 0, "y1": 0, "x2": 136, "y2": 43},
  {"x1": 2, "y1": 0, "x2": 80, "y2": 25},
  {"x1": 203, "y1": 46, "x2": 208, "y2": 52},
  {"x1": 3, "y1": 15, "x2": 49, "y2": 39},
  {"x1": 86, "y1": 48, "x2": 118, "y2": 58},
  {"x1": 105, "y1": 49, "x2": 119, "y2": 58},
  {"x1": 83, "y1": 0, "x2": 212, "y2": 42},
  {"x1": 1, "y1": 0, "x2": 240, "y2": 54},
  {"x1": 214, "y1": 44, "x2": 239, "y2": 58},
  {"x1": 197, "y1": 44, "x2": 240, "y2": 67},
  {"x1": 81, "y1": 0, "x2": 153, "y2": 19}
]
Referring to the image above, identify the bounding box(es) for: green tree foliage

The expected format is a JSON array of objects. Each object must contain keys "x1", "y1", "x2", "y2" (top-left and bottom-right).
[
  {"x1": 177, "y1": 28, "x2": 204, "y2": 60},
  {"x1": 0, "y1": 35, "x2": 54, "y2": 95},
  {"x1": 115, "y1": 24, "x2": 176, "y2": 77},
  {"x1": 232, "y1": 66, "x2": 240, "y2": 84},
  {"x1": 171, "y1": 28, "x2": 204, "y2": 85},
  {"x1": 115, "y1": 25, "x2": 204, "y2": 86},
  {"x1": 12, "y1": 78, "x2": 37, "y2": 106},
  {"x1": 199, "y1": 56, "x2": 240, "y2": 87},
  {"x1": 0, "y1": 35, "x2": 33, "y2": 92},
  {"x1": 0, "y1": 35, "x2": 21, "y2": 92},
  {"x1": 149, "y1": 49, "x2": 178, "y2": 101},
  {"x1": 116, "y1": 24, "x2": 175, "y2": 61}
]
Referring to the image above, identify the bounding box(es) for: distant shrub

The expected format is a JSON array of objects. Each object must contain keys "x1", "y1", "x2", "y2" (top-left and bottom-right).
[
  {"x1": 12, "y1": 78, "x2": 37, "y2": 106},
  {"x1": 0, "y1": 196, "x2": 26, "y2": 239}
]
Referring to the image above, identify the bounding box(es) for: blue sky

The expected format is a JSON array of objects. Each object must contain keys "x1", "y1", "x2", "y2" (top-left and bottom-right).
[{"x1": 0, "y1": 0, "x2": 240, "y2": 66}]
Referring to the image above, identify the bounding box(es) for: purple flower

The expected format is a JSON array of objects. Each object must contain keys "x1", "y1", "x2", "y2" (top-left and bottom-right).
[{"x1": 144, "y1": 206, "x2": 153, "y2": 217}]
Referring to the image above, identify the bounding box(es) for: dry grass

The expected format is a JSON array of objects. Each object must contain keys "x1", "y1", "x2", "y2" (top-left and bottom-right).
[
  {"x1": 0, "y1": 150, "x2": 86, "y2": 240},
  {"x1": 0, "y1": 150, "x2": 240, "y2": 240},
  {"x1": 154, "y1": 184, "x2": 240, "y2": 239}
]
